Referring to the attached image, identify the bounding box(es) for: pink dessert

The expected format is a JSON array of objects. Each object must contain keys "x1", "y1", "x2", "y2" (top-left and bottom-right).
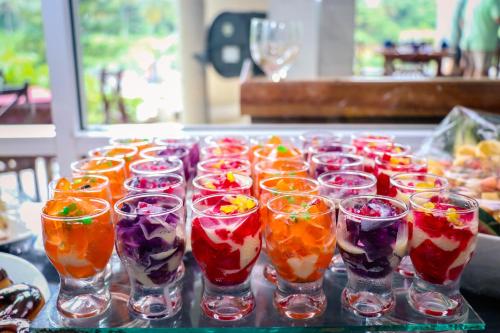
[
  {"x1": 192, "y1": 172, "x2": 252, "y2": 202},
  {"x1": 197, "y1": 158, "x2": 252, "y2": 176}
]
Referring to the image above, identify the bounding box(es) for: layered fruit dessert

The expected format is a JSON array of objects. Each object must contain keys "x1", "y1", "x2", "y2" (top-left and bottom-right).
[
  {"x1": 197, "y1": 158, "x2": 252, "y2": 176},
  {"x1": 258, "y1": 177, "x2": 319, "y2": 210},
  {"x1": 389, "y1": 173, "x2": 448, "y2": 202},
  {"x1": 124, "y1": 174, "x2": 186, "y2": 202},
  {"x1": 201, "y1": 144, "x2": 250, "y2": 161},
  {"x1": 409, "y1": 193, "x2": 478, "y2": 285},
  {"x1": 374, "y1": 154, "x2": 427, "y2": 196},
  {"x1": 42, "y1": 197, "x2": 114, "y2": 279},
  {"x1": 253, "y1": 144, "x2": 303, "y2": 164},
  {"x1": 204, "y1": 135, "x2": 248, "y2": 147},
  {"x1": 114, "y1": 195, "x2": 185, "y2": 287},
  {"x1": 129, "y1": 158, "x2": 185, "y2": 179},
  {"x1": 310, "y1": 153, "x2": 364, "y2": 179},
  {"x1": 141, "y1": 146, "x2": 192, "y2": 180},
  {"x1": 253, "y1": 159, "x2": 309, "y2": 196},
  {"x1": 155, "y1": 135, "x2": 200, "y2": 171},
  {"x1": 109, "y1": 138, "x2": 153, "y2": 153},
  {"x1": 318, "y1": 171, "x2": 377, "y2": 204},
  {"x1": 191, "y1": 194, "x2": 261, "y2": 286},
  {"x1": 71, "y1": 157, "x2": 126, "y2": 203},
  {"x1": 362, "y1": 142, "x2": 410, "y2": 174},
  {"x1": 192, "y1": 172, "x2": 252, "y2": 202},
  {"x1": 88, "y1": 145, "x2": 138, "y2": 176},
  {"x1": 50, "y1": 175, "x2": 112, "y2": 203},
  {"x1": 351, "y1": 133, "x2": 394, "y2": 154},
  {"x1": 265, "y1": 195, "x2": 336, "y2": 283},
  {"x1": 337, "y1": 196, "x2": 407, "y2": 279},
  {"x1": 306, "y1": 143, "x2": 356, "y2": 162},
  {"x1": 249, "y1": 135, "x2": 293, "y2": 162}
]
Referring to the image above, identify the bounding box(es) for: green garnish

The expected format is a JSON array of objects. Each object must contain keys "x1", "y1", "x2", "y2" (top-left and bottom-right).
[
  {"x1": 289, "y1": 172, "x2": 296, "y2": 176},
  {"x1": 290, "y1": 214, "x2": 298, "y2": 223},
  {"x1": 107, "y1": 161, "x2": 114, "y2": 167},
  {"x1": 58, "y1": 203, "x2": 77, "y2": 216},
  {"x1": 277, "y1": 145, "x2": 288, "y2": 153},
  {"x1": 286, "y1": 196, "x2": 295, "y2": 203},
  {"x1": 301, "y1": 212, "x2": 311, "y2": 221},
  {"x1": 80, "y1": 217, "x2": 93, "y2": 225},
  {"x1": 301, "y1": 202, "x2": 308, "y2": 208},
  {"x1": 89, "y1": 177, "x2": 97, "y2": 183},
  {"x1": 73, "y1": 178, "x2": 82, "y2": 184}
]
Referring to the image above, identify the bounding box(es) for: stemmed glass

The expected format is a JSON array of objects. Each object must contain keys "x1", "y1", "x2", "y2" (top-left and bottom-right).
[{"x1": 250, "y1": 18, "x2": 302, "y2": 82}]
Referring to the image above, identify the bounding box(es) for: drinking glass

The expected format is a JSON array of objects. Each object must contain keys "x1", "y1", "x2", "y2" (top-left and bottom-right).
[
  {"x1": 88, "y1": 145, "x2": 139, "y2": 177},
  {"x1": 250, "y1": 18, "x2": 302, "y2": 82},
  {"x1": 310, "y1": 153, "x2": 364, "y2": 179},
  {"x1": 249, "y1": 135, "x2": 298, "y2": 163},
  {"x1": 338, "y1": 195, "x2": 408, "y2": 317},
  {"x1": 389, "y1": 173, "x2": 449, "y2": 277},
  {"x1": 362, "y1": 142, "x2": 410, "y2": 174},
  {"x1": 109, "y1": 137, "x2": 153, "y2": 153},
  {"x1": 71, "y1": 157, "x2": 126, "y2": 204},
  {"x1": 197, "y1": 158, "x2": 252, "y2": 177},
  {"x1": 200, "y1": 143, "x2": 250, "y2": 161},
  {"x1": 42, "y1": 197, "x2": 114, "y2": 319},
  {"x1": 350, "y1": 133, "x2": 394, "y2": 154},
  {"x1": 141, "y1": 145, "x2": 192, "y2": 181},
  {"x1": 374, "y1": 154, "x2": 427, "y2": 196},
  {"x1": 114, "y1": 194, "x2": 185, "y2": 319},
  {"x1": 253, "y1": 159, "x2": 309, "y2": 196},
  {"x1": 191, "y1": 194, "x2": 260, "y2": 321},
  {"x1": 124, "y1": 174, "x2": 186, "y2": 203},
  {"x1": 299, "y1": 131, "x2": 342, "y2": 151},
  {"x1": 266, "y1": 194, "x2": 335, "y2": 319},
  {"x1": 408, "y1": 191, "x2": 478, "y2": 318},
  {"x1": 49, "y1": 175, "x2": 112, "y2": 204},
  {"x1": 306, "y1": 144, "x2": 356, "y2": 163},
  {"x1": 155, "y1": 135, "x2": 200, "y2": 171},
  {"x1": 259, "y1": 177, "x2": 319, "y2": 284},
  {"x1": 203, "y1": 135, "x2": 249, "y2": 147},
  {"x1": 318, "y1": 171, "x2": 377, "y2": 273},
  {"x1": 192, "y1": 172, "x2": 252, "y2": 202},
  {"x1": 129, "y1": 158, "x2": 185, "y2": 180},
  {"x1": 253, "y1": 144, "x2": 303, "y2": 164}
]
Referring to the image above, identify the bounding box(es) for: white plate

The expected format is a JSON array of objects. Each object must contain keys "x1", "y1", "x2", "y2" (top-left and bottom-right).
[
  {"x1": 0, "y1": 252, "x2": 51, "y2": 300},
  {"x1": 0, "y1": 212, "x2": 34, "y2": 247},
  {"x1": 462, "y1": 233, "x2": 500, "y2": 298}
]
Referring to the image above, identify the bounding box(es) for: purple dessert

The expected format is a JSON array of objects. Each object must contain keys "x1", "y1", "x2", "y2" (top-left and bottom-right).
[
  {"x1": 337, "y1": 197, "x2": 407, "y2": 279},
  {"x1": 141, "y1": 146, "x2": 191, "y2": 180},
  {"x1": 115, "y1": 195, "x2": 185, "y2": 287},
  {"x1": 311, "y1": 153, "x2": 364, "y2": 179},
  {"x1": 156, "y1": 136, "x2": 200, "y2": 170}
]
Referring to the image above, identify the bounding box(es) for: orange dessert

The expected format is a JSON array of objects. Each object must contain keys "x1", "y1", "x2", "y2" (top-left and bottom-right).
[
  {"x1": 253, "y1": 144, "x2": 303, "y2": 164},
  {"x1": 109, "y1": 138, "x2": 153, "y2": 152},
  {"x1": 49, "y1": 176, "x2": 112, "y2": 203},
  {"x1": 253, "y1": 159, "x2": 309, "y2": 196},
  {"x1": 88, "y1": 145, "x2": 138, "y2": 177}
]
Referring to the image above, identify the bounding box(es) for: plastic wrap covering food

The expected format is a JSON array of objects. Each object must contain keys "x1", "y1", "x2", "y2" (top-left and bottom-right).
[{"x1": 418, "y1": 106, "x2": 500, "y2": 236}]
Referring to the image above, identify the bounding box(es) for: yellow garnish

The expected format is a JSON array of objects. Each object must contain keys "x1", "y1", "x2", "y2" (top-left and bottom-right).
[
  {"x1": 416, "y1": 181, "x2": 435, "y2": 189},
  {"x1": 394, "y1": 147, "x2": 402, "y2": 153},
  {"x1": 204, "y1": 181, "x2": 216, "y2": 189},
  {"x1": 213, "y1": 159, "x2": 225, "y2": 169},
  {"x1": 220, "y1": 205, "x2": 238, "y2": 214},
  {"x1": 390, "y1": 156, "x2": 408, "y2": 165},
  {"x1": 446, "y1": 208, "x2": 461, "y2": 226},
  {"x1": 227, "y1": 172, "x2": 235, "y2": 182},
  {"x1": 213, "y1": 147, "x2": 222, "y2": 155},
  {"x1": 228, "y1": 195, "x2": 256, "y2": 213},
  {"x1": 422, "y1": 202, "x2": 435, "y2": 210}
]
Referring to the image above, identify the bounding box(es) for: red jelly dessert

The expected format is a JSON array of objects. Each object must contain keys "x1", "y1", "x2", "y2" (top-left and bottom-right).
[
  {"x1": 362, "y1": 142, "x2": 410, "y2": 174},
  {"x1": 409, "y1": 193, "x2": 478, "y2": 285},
  {"x1": 374, "y1": 154, "x2": 427, "y2": 196},
  {"x1": 310, "y1": 153, "x2": 364, "y2": 178},
  {"x1": 192, "y1": 172, "x2": 252, "y2": 202},
  {"x1": 197, "y1": 158, "x2": 252, "y2": 176},
  {"x1": 200, "y1": 144, "x2": 250, "y2": 161},
  {"x1": 191, "y1": 194, "x2": 261, "y2": 286},
  {"x1": 351, "y1": 133, "x2": 394, "y2": 154}
]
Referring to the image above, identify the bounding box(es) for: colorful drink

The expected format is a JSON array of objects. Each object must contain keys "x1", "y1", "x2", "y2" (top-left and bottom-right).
[
  {"x1": 197, "y1": 158, "x2": 252, "y2": 176},
  {"x1": 338, "y1": 195, "x2": 408, "y2": 317},
  {"x1": 191, "y1": 194, "x2": 260, "y2": 320},
  {"x1": 408, "y1": 191, "x2": 478, "y2": 317},
  {"x1": 266, "y1": 194, "x2": 335, "y2": 319},
  {"x1": 192, "y1": 172, "x2": 252, "y2": 202},
  {"x1": 114, "y1": 194, "x2": 185, "y2": 319},
  {"x1": 42, "y1": 197, "x2": 114, "y2": 318},
  {"x1": 71, "y1": 157, "x2": 126, "y2": 204},
  {"x1": 374, "y1": 154, "x2": 427, "y2": 196},
  {"x1": 310, "y1": 153, "x2": 364, "y2": 179}
]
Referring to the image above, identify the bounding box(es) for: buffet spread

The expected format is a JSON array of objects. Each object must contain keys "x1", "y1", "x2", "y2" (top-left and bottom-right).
[{"x1": 0, "y1": 108, "x2": 498, "y2": 332}]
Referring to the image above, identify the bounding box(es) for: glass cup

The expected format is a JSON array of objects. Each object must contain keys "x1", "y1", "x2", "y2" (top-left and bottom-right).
[
  {"x1": 42, "y1": 197, "x2": 114, "y2": 319},
  {"x1": 191, "y1": 194, "x2": 261, "y2": 321},
  {"x1": 350, "y1": 133, "x2": 395, "y2": 154},
  {"x1": 124, "y1": 174, "x2": 186, "y2": 203},
  {"x1": 192, "y1": 172, "x2": 253, "y2": 202},
  {"x1": 253, "y1": 159, "x2": 309, "y2": 196},
  {"x1": 259, "y1": 177, "x2": 320, "y2": 285},
  {"x1": 114, "y1": 194, "x2": 186, "y2": 320},
  {"x1": 250, "y1": 18, "x2": 302, "y2": 82},
  {"x1": 200, "y1": 143, "x2": 250, "y2": 161},
  {"x1": 266, "y1": 194, "x2": 335, "y2": 319},
  {"x1": 408, "y1": 191, "x2": 478, "y2": 318},
  {"x1": 109, "y1": 137, "x2": 153, "y2": 153},
  {"x1": 141, "y1": 145, "x2": 192, "y2": 181},
  {"x1": 362, "y1": 142, "x2": 410, "y2": 174},
  {"x1": 88, "y1": 145, "x2": 139, "y2": 177},
  {"x1": 310, "y1": 153, "x2": 364, "y2": 179},
  {"x1": 71, "y1": 157, "x2": 126, "y2": 204},
  {"x1": 299, "y1": 131, "x2": 343, "y2": 151},
  {"x1": 49, "y1": 175, "x2": 112, "y2": 204},
  {"x1": 129, "y1": 158, "x2": 185, "y2": 180},
  {"x1": 389, "y1": 173, "x2": 449, "y2": 278},
  {"x1": 203, "y1": 135, "x2": 249, "y2": 147},
  {"x1": 197, "y1": 158, "x2": 252, "y2": 177},
  {"x1": 318, "y1": 171, "x2": 377, "y2": 273},
  {"x1": 155, "y1": 135, "x2": 200, "y2": 172},
  {"x1": 253, "y1": 144, "x2": 303, "y2": 164},
  {"x1": 306, "y1": 143, "x2": 356, "y2": 163},
  {"x1": 374, "y1": 154, "x2": 427, "y2": 196},
  {"x1": 338, "y1": 195, "x2": 408, "y2": 317},
  {"x1": 249, "y1": 135, "x2": 298, "y2": 163}
]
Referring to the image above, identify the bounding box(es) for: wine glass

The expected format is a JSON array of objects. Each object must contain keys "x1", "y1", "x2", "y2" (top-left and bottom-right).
[{"x1": 250, "y1": 18, "x2": 302, "y2": 82}]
